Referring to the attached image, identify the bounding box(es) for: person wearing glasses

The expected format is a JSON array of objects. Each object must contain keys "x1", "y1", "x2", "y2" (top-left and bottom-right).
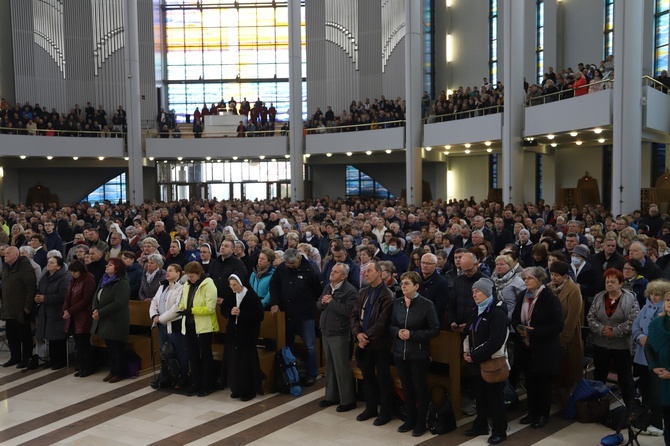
[
  {"x1": 197, "y1": 243, "x2": 214, "y2": 274},
  {"x1": 390, "y1": 271, "x2": 440, "y2": 437},
  {"x1": 587, "y1": 268, "x2": 640, "y2": 407},
  {"x1": 622, "y1": 259, "x2": 650, "y2": 309},
  {"x1": 418, "y1": 253, "x2": 449, "y2": 328}
]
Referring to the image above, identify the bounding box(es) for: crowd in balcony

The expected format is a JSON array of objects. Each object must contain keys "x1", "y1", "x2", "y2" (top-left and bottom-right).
[
  {"x1": 189, "y1": 98, "x2": 278, "y2": 138},
  {"x1": 305, "y1": 96, "x2": 406, "y2": 134},
  {"x1": 0, "y1": 99, "x2": 126, "y2": 137}
]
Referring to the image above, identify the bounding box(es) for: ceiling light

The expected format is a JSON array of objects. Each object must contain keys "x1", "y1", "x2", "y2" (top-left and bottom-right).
[
  {"x1": 444, "y1": 151, "x2": 450, "y2": 155},
  {"x1": 304, "y1": 154, "x2": 311, "y2": 158},
  {"x1": 547, "y1": 134, "x2": 555, "y2": 140},
  {"x1": 244, "y1": 159, "x2": 249, "y2": 162},
  {"x1": 551, "y1": 142, "x2": 557, "y2": 147},
  {"x1": 217, "y1": 159, "x2": 222, "y2": 162},
  {"x1": 425, "y1": 146, "x2": 432, "y2": 151},
  {"x1": 593, "y1": 128, "x2": 603, "y2": 134},
  {"x1": 327, "y1": 153, "x2": 333, "y2": 157},
  {"x1": 346, "y1": 152, "x2": 352, "y2": 156},
  {"x1": 284, "y1": 154, "x2": 290, "y2": 159},
  {"x1": 464, "y1": 149, "x2": 471, "y2": 154},
  {"x1": 271, "y1": 159, "x2": 276, "y2": 162},
  {"x1": 46, "y1": 156, "x2": 53, "y2": 160},
  {"x1": 484, "y1": 141, "x2": 491, "y2": 146},
  {"x1": 385, "y1": 149, "x2": 392, "y2": 154},
  {"x1": 232, "y1": 156, "x2": 238, "y2": 160},
  {"x1": 206, "y1": 156, "x2": 211, "y2": 160},
  {"x1": 72, "y1": 156, "x2": 78, "y2": 160},
  {"x1": 444, "y1": 145, "x2": 451, "y2": 150},
  {"x1": 366, "y1": 151, "x2": 372, "y2": 155},
  {"x1": 575, "y1": 141, "x2": 583, "y2": 145},
  {"x1": 598, "y1": 138, "x2": 605, "y2": 144},
  {"x1": 569, "y1": 131, "x2": 578, "y2": 137},
  {"x1": 163, "y1": 160, "x2": 167, "y2": 163},
  {"x1": 259, "y1": 155, "x2": 265, "y2": 160},
  {"x1": 98, "y1": 157, "x2": 105, "y2": 161},
  {"x1": 149, "y1": 157, "x2": 154, "y2": 161},
  {"x1": 464, "y1": 143, "x2": 471, "y2": 149},
  {"x1": 20, "y1": 155, "x2": 27, "y2": 159},
  {"x1": 486, "y1": 148, "x2": 492, "y2": 153},
  {"x1": 124, "y1": 157, "x2": 129, "y2": 161},
  {"x1": 177, "y1": 157, "x2": 182, "y2": 161}
]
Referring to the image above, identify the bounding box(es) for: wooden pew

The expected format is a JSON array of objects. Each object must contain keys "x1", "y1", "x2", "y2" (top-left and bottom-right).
[
  {"x1": 90, "y1": 300, "x2": 158, "y2": 375},
  {"x1": 351, "y1": 330, "x2": 462, "y2": 418},
  {"x1": 212, "y1": 310, "x2": 286, "y2": 395}
]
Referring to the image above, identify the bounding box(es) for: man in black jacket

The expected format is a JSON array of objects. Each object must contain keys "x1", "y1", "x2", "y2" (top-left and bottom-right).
[
  {"x1": 270, "y1": 248, "x2": 322, "y2": 386},
  {"x1": 317, "y1": 263, "x2": 358, "y2": 412},
  {"x1": 492, "y1": 217, "x2": 515, "y2": 256},
  {"x1": 447, "y1": 252, "x2": 484, "y2": 333},
  {"x1": 589, "y1": 236, "x2": 626, "y2": 290},
  {"x1": 418, "y1": 253, "x2": 449, "y2": 327},
  {"x1": 209, "y1": 240, "x2": 248, "y2": 306}
]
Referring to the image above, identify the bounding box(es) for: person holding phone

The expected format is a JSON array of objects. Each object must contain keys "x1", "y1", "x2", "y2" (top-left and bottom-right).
[{"x1": 511, "y1": 267, "x2": 563, "y2": 428}]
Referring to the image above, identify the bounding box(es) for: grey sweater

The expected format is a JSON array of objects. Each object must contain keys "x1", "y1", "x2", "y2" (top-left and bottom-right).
[{"x1": 587, "y1": 288, "x2": 640, "y2": 353}]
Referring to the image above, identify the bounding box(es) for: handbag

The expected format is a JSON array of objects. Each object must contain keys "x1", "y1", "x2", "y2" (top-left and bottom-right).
[
  {"x1": 480, "y1": 356, "x2": 509, "y2": 383},
  {"x1": 575, "y1": 398, "x2": 609, "y2": 423}
]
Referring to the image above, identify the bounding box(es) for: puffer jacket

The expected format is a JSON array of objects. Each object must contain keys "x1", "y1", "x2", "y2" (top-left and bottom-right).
[
  {"x1": 447, "y1": 270, "x2": 485, "y2": 326},
  {"x1": 389, "y1": 294, "x2": 440, "y2": 360},
  {"x1": 317, "y1": 280, "x2": 358, "y2": 336},
  {"x1": 250, "y1": 266, "x2": 275, "y2": 309},
  {"x1": 149, "y1": 280, "x2": 185, "y2": 334},
  {"x1": 179, "y1": 277, "x2": 219, "y2": 334}
]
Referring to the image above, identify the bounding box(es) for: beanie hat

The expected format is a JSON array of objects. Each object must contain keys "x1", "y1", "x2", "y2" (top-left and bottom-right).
[
  {"x1": 571, "y1": 244, "x2": 590, "y2": 259},
  {"x1": 472, "y1": 278, "x2": 494, "y2": 297}
]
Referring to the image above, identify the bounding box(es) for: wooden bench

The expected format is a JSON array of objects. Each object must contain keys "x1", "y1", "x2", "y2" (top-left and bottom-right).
[
  {"x1": 212, "y1": 310, "x2": 286, "y2": 395},
  {"x1": 351, "y1": 330, "x2": 462, "y2": 417},
  {"x1": 90, "y1": 300, "x2": 158, "y2": 375}
]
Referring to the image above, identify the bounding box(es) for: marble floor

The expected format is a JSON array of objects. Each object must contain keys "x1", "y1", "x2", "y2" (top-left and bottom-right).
[{"x1": 0, "y1": 347, "x2": 665, "y2": 446}]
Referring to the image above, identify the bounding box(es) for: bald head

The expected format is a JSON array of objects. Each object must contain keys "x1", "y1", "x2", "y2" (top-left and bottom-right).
[{"x1": 3, "y1": 246, "x2": 19, "y2": 265}]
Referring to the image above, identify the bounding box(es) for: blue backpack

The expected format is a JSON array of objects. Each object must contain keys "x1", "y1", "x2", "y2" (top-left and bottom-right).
[{"x1": 275, "y1": 346, "x2": 302, "y2": 396}]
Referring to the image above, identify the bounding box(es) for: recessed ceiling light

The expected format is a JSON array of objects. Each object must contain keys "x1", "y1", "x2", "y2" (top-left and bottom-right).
[
  {"x1": 46, "y1": 156, "x2": 53, "y2": 160},
  {"x1": 149, "y1": 157, "x2": 154, "y2": 161},
  {"x1": 163, "y1": 160, "x2": 167, "y2": 163},
  {"x1": 598, "y1": 138, "x2": 605, "y2": 143},
  {"x1": 206, "y1": 156, "x2": 211, "y2": 160},
  {"x1": 284, "y1": 154, "x2": 290, "y2": 159},
  {"x1": 486, "y1": 148, "x2": 492, "y2": 153},
  {"x1": 575, "y1": 141, "x2": 583, "y2": 145},
  {"x1": 98, "y1": 156, "x2": 105, "y2": 161},
  {"x1": 244, "y1": 159, "x2": 249, "y2": 162},
  {"x1": 444, "y1": 145, "x2": 451, "y2": 150},
  {"x1": 124, "y1": 157, "x2": 129, "y2": 161},
  {"x1": 593, "y1": 128, "x2": 603, "y2": 134},
  {"x1": 385, "y1": 150, "x2": 392, "y2": 154},
  {"x1": 232, "y1": 156, "x2": 238, "y2": 160},
  {"x1": 444, "y1": 151, "x2": 450, "y2": 155},
  {"x1": 177, "y1": 157, "x2": 183, "y2": 161},
  {"x1": 570, "y1": 131, "x2": 578, "y2": 137},
  {"x1": 547, "y1": 134, "x2": 555, "y2": 140},
  {"x1": 550, "y1": 142, "x2": 557, "y2": 147},
  {"x1": 464, "y1": 149, "x2": 471, "y2": 154},
  {"x1": 20, "y1": 155, "x2": 27, "y2": 159},
  {"x1": 326, "y1": 153, "x2": 333, "y2": 157},
  {"x1": 304, "y1": 154, "x2": 311, "y2": 158},
  {"x1": 346, "y1": 152, "x2": 352, "y2": 156},
  {"x1": 271, "y1": 159, "x2": 276, "y2": 162},
  {"x1": 464, "y1": 143, "x2": 471, "y2": 149},
  {"x1": 425, "y1": 146, "x2": 432, "y2": 151},
  {"x1": 260, "y1": 155, "x2": 265, "y2": 160},
  {"x1": 366, "y1": 151, "x2": 372, "y2": 155},
  {"x1": 484, "y1": 141, "x2": 491, "y2": 146},
  {"x1": 72, "y1": 156, "x2": 78, "y2": 160}
]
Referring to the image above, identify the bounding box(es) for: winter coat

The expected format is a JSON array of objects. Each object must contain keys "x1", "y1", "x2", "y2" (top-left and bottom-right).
[
  {"x1": 208, "y1": 255, "x2": 248, "y2": 302},
  {"x1": 179, "y1": 277, "x2": 219, "y2": 334},
  {"x1": 250, "y1": 266, "x2": 275, "y2": 309},
  {"x1": 1, "y1": 256, "x2": 37, "y2": 323},
  {"x1": 418, "y1": 271, "x2": 449, "y2": 328},
  {"x1": 550, "y1": 277, "x2": 584, "y2": 389},
  {"x1": 463, "y1": 299, "x2": 508, "y2": 375},
  {"x1": 389, "y1": 294, "x2": 440, "y2": 360},
  {"x1": 644, "y1": 316, "x2": 670, "y2": 405},
  {"x1": 447, "y1": 270, "x2": 485, "y2": 326},
  {"x1": 221, "y1": 287, "x2": 264, "y2": 348},
  {"x1": 587, "y1": 288, "x2": 640, "y2": 353},
  {"x1": 270, "y1": 256, "x2": 323, "y2": 322},
  {"x1": 633, "y1": 297, "x2": 664, "y2": 365},
  {"x1": 125, "y1": 262, "x2": 142, "y2": 299},
  {"x1": 91, "y1": 276, "x2": 130, "y2": 342},
  {"x1": 63, "y1": 273, "x2": 96, "y2": 334},
  {"x1": 149, "y1": 280, "x2": 185, "y2": 334},
  {"x1": 35, "y1": 267, "x2": 71, "y2": 340},
  {"x1": 317, "y1": 280, "x2": 358, "y2": 336},
  {"x1": 139, "y1": 268, "x2": 166, "y2": 301},
  {"x1": 351, "y1": 283, "x2": 395, "y2": 350}
]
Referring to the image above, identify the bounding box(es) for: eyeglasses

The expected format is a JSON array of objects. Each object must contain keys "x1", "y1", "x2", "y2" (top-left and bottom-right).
[
  {"x1": 400, "y1": 281, "x2": 415, "y2": 286},
  {"x1": 623, "y1": 266, "x2": 635, "y2": 271}
]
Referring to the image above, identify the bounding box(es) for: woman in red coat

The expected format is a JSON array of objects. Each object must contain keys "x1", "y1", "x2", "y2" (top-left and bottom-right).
[
  {"x1": 572, "y1": 72, "x2": 588, "y2": 97},
  {"x1": 63, "y1": 260, "x2": 97, "y2": 377}
]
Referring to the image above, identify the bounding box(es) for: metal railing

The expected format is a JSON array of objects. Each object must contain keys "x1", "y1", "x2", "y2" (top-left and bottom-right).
[
  {"x1": 642, "y1": 75, "x2": 670, "y2": 92},
  {"x1": 0, "y1": 126, "x2": 125, "y2": 138},
  {"x1": 144, "y1": 127, "x2": 282, "y2": 139},
  {"x1": 423, "y1": 104, "x2": 504, "y2": 124},
  {"x1": 303, "y1": 119, "x2": 405, "y2": 135},
  {"x1": 524, "y1": 78, "x2": 613, "y2": 106}
]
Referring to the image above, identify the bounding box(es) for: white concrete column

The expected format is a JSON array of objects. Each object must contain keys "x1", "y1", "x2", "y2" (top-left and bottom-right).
[
  {"x1": 288, "y1": 0, "x2": 304, "y2": 201},
  {"x1": 404, "y1": 0, "x2": 422, "y2": 206},
  {"x1": 612, "y1": 0, "x2": 643, "y2": 215},
  {"x1": 501, "y1": 0, "x2": 525, "y2": 206},
  {"x1": 123, "y1": 0, "x2": 144, "y2": 205}
]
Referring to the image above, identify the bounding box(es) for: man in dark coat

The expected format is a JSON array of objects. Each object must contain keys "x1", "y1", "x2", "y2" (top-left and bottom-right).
[
  {"x1": 87, "y1": 246, "x2": 108, "y2": 284},
  {"x1": 1, "y1": 246, "x2": 37, "y2": 368},
  {"x1": 270, "y1": 248, "x2": 323, "y2": 386},
  {"x1": 492, "y1": 217, "x2": 515, "y2": 256},
  {"x1": 322, "y1": 245, "x2": 359, "y2": 289},
  {"x1": 152, "y1": 221, "x2": 172, "y2": 254},
  {"x1": 589, "y1": 236, "x2": 626, "y2": 290},
  {"x1": 629, "y1": 241, "x2": 663, "y2": 281},
  {"x1": 418, "y1": 253, "x2": 449, "y2": 328},
  {"x1": 447, "y1": 252, "x2": 484, "y2": 332},
  {"x1": 209, "y1": 239, "x2": 248, "y2": 306}
]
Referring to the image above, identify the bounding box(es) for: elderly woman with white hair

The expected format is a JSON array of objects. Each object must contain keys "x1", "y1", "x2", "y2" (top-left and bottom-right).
[
  {"x1": 19, "y1": 245, "x2": 43, "y2": 285},
  {"x1": 139, "y1": 253, "x2": 166, "y2": 301},
  {"x1": 221, "y1": 274, "x2": 264, "y2": 401}
]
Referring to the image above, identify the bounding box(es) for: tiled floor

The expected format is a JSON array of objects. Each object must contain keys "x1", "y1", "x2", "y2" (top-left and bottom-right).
[{"x1": 0, "y1": 348, "x2": 666, "y2": 446}]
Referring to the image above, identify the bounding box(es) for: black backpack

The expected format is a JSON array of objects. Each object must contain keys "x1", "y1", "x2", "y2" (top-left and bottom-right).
[
  {"x1": 274, "y1": 346, "x2": 302, "y2": 396},
  {"x1": 153, "y1": 341, "x2": 180, "y2": 388},
  {"x1": 426, "y1": 384, "x2": 457, "y2": 435}
]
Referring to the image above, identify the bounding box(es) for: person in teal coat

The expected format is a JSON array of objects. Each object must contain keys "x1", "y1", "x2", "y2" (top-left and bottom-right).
[
  {"x1": 645, "y1": 293, "x2": 670, "y2": 446},
  {"x1": 249, "y1": 248, "x2": 275, "y2": 309},
  {"x1": 91, "y1": 258, "x2": 130, "y2": 383}
]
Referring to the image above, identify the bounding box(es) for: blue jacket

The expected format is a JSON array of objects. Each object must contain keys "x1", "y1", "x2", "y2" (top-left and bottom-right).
[
  {"x1": 250, "y1": 266, "x2": 275, "y2": 309},
  {"x1": 633, "y1": 297, "x2": 663, "y2": 365}
]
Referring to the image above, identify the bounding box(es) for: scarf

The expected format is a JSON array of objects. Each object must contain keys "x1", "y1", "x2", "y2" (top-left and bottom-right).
[
  {"x1": 145, "y1": 268, "x2": 159, "y2": 284},
  {"x1": 521, "y1": 285, "x2": 545, "y2": 325},
  {"x1": 548, "y1": 278, "x2": 566, "y2": 295},
  {"x1": 100, "y1": 274, "x2": 116, "y2": 288},
  {"x1": 492, "y1": 269, "x2": 517, "y2": 300},
  {"x1": 477, "y1": 295, "x2": 494, "y2": 315}
]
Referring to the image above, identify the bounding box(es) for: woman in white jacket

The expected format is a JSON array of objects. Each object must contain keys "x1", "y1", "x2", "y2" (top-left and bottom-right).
[{"x1": 149, "y1": 264, "x2": 187, "y2": 389}]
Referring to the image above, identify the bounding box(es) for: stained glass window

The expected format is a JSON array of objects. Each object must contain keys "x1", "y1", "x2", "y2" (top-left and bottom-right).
[
  {"x1": 345, "y1": 165, "x2": 393, "y2": 200},
  {"x1": 489, "y1": 0, "x2": 498, "y2": 85},
  {"x1": 536, "y1": 0, "x2": 544, "y2": 84},
  {"x1": 81, "y1": 172, "x2": 127, "y2": 203},
  {"x1": 655, "y1": 0, "x2": 670, "y2": 75},
  {"x1": 604, "y1": 0, "x2": 614, "y2": 58}
]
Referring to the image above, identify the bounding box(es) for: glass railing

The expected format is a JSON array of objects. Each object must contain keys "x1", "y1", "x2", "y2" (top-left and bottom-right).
[
  {"x1": 423, "y1": 104, "x2": 504, "y2": 124},
  {"x1": 524, "y1": 78, "x2": 613, "y2": 106}
]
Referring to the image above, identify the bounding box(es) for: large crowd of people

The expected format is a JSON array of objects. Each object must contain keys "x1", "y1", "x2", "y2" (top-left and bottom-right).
[
  {"x1": 3, "y1": 195, "x2": 670, "y2": 442},
  {"x1": 0, "y1": 100, "x2": 126, "y2": 137}
]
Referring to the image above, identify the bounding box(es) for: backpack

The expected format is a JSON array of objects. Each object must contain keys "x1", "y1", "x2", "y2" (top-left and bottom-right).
[
  {"x1": 426, "y1": 384, "x2": 457, "y2": 435},
  {"x1": 274, "y1": 346, "x2": 302, "y2": 396}
]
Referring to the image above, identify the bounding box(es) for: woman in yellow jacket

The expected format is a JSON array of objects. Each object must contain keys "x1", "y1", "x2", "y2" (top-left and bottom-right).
[{"x1": 179, "y1": 261, "x2": 219, "y2": 397}]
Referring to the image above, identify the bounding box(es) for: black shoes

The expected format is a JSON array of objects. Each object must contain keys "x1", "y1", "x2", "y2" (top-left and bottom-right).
[
  {"x1": 197, "y1": 388, "x2": 214, "y2": 397},
  {"x1": 412, "y1": 425, "x2": 426, "y2": 437},
  {"x1": 488, "y1": 434, "x2": 507, "y2": 444},
  {"x1": 464, "y1": 427, "x2": 489, "y2": 437},
  {"x1": 373, "y1": 414, "x2": 392, "y2": 426},
  {"x1": 2, "y1": 358, "x2": 19, "y2": 368},
  {"x1": 519, "y1": 414, "x2": 535, "y2": 425},
  {"x1": 356, "y1": 410, "x2": 378, "y2": 422},
  {"x1": 319, "y1": 400, "x2": 339, "y2": 408},
  {"x1": 186, "y1": 387, "x2": 199, "y2": 397},
  {"x1": 336, "y1": 403, "x2": 357, "y2": 413},
  {"x1": 303, "y1": 376, "x2": 316, "y2": 387},
  {"x1": 397, "y1": 421, "x2": 414, "y2": 433},
  {"x1": 16, "y1": 360, "x2": 29, "y2": 369},
  {"x1": 531, "y1": 416, "x2": 548, "y2": 428},
  {"x1": 240, "y1": 394, "x2": 255, "y2": 402}
]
